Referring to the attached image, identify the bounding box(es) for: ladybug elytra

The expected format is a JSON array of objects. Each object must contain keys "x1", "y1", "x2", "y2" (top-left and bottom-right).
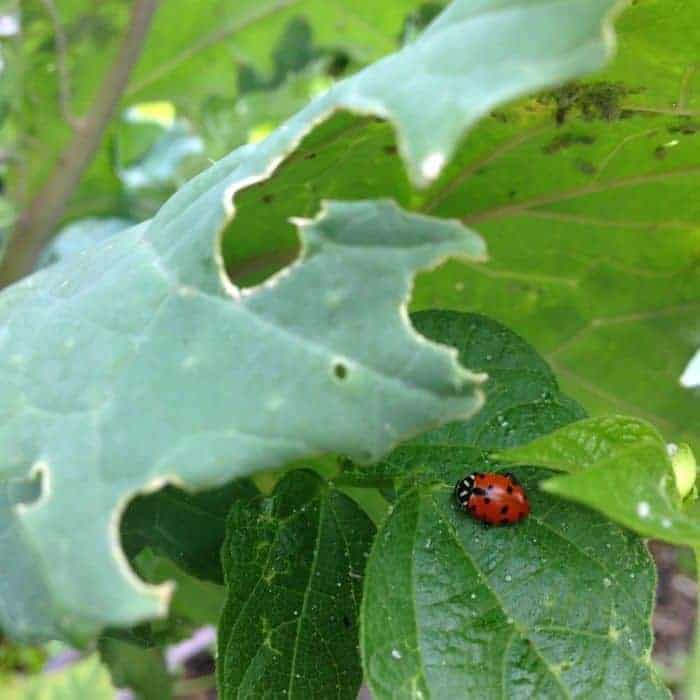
[{"x1": 454, "y1": 471, "x2": 530, "y2": 526}]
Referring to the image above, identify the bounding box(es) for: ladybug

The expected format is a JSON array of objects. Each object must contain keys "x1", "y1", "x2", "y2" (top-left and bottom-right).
[{"x1": 454, "y1": 471, "x2": 530, "y2": 526}]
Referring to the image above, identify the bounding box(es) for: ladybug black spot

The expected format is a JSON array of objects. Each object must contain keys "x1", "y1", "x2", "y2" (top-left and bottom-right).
[
  {"x1": 500, "y1": 505, "x2": 509, "y2": 515},
  {"x1": 507, "y1": 486, "x2": 513, "y2": 494},
  {"x1": 483, "y1": 497, "x2": 491, "y2": 504}
]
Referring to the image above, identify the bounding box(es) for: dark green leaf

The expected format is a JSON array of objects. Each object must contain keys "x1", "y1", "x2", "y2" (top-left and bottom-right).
[
  {"x1": 362, "y1": 476, "x2": 667, "y2": 699},
  {"x1": 340, "y1": 310, "x2": 584, "y2": 489},
  {"x1": 121, "y1": 478, "x2": 258, "y2": 583},
  {"x1": 98, "y1": 637, "x2": 172, "y2": 700},
  {"x1": 360, "y1": 311, "x2": 667, "y2": 699},
  {"x1": 218, "y1": 470, "x2": 375, "y2": 700}
]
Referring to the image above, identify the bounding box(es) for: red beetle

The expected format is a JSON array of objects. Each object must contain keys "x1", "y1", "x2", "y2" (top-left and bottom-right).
[{"x1": 454, "y1": 471, "x2": 530, "y2": 526}]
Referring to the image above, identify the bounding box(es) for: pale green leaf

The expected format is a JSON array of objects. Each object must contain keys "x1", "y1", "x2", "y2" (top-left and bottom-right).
[
  {"x1": 0, "y1": 199, "x2": 483, "y2": 644},
  {"x1": 0, "y1": 0, "x2": 623, "y2": 644}
]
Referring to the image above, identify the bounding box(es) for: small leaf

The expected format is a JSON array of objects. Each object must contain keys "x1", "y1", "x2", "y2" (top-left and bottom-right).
[
  {"x1": 500, "y1": 416, "x2": 700, "y2": 547},
  {"x1": 217, "y1": 470, "x2": 375, "y2": 700}
]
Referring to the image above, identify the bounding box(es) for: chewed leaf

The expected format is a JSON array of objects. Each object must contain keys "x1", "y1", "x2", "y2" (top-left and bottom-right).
[
  {"x1": 270, "y1": 0, "x2": 624, "y2": 186},
  {"x1": 0, "y1": 0, "x2": 625, "y2": 645},
  {"x1": 0, "y1": 198, "x2": 485, "y2": 644},
  {"x1": 499, "y1": 416, "x2": 700, "y2": 547}
]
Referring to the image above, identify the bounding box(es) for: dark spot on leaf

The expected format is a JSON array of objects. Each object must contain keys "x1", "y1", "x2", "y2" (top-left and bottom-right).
[
  {"x1": 383, "y1": 144, "x2": 398, "y2": 155},
  {"x1": 544, "y1": 81, "x2": 636, "y2": 124},
  {"x1": 342, "y1": 615, "x2": 351, "y2": 629},
  {"x1": 304, "y1": 151, "x2": 317, "y2": 160},
  {"x1": 575, "y1": 159, "x2": 597, "y2": 175},
  {"x1": 654, "y1": 145, "x2": 667, "y2": 160},
  {"x1": 262, "y1": 194, "x2": 274, "y2": 204},
  {"x1": 668, "y1": 119, "x2": 700, "y2": 135},
  {"x1": 333, "y1": 362, "x2": 348, "y2": 380},
  {"x1": 542, "y1": 132, "x2": 596, "y2": 154}
]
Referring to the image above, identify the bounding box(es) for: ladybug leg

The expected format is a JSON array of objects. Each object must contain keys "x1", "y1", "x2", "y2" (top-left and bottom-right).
[{"x1": 503, "y1": 471, "x2": 521, "y2": 485}]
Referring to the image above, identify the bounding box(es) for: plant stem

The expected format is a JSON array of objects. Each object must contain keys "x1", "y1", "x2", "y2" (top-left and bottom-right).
[
  {"x1": 686, "y1": 547, "x2": 700, "y2": 700},
  {"x1": 0, "y1": 0, "x2": 159, "y2": 289}
]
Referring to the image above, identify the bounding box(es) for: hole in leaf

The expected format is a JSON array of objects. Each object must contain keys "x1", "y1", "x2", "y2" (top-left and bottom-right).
[
  {"x1": 7, "y1": 469, "x2": 44, "y2": 508},
  {"x1": 333, "y1": 362, "x2": 348, "y2": 380},
  {"x1": 220, "y1": 111, "x2": 407, "y2": 291}
]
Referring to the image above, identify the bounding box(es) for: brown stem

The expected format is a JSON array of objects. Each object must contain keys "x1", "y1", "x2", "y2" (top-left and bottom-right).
[{"x1": 0, "y1": 0, "x2": 159, "y2": 288}]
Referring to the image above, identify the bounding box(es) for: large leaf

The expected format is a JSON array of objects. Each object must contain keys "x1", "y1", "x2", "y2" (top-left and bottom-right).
[
  {"x1": 360, "y1": 311, "x2": 667, "y2": 699},
  {"x1": 217, "y1": 470, "x2": 375, "y2": 700},
  {"x1": 410, "y1": 0, "x2": 700, "y2": 454},
  {"x1": 0, "y1": 0, "x2": 622, "y2": 644},
  {"x1": 0, "y1": 198, "x2": 483, "y2": 645},
  {"x1": 499, "y1": 415, "x2": 700, "y2": 547}
]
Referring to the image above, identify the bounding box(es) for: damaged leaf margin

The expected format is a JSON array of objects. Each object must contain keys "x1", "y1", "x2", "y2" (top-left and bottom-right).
[{"x1": 0, "y1": 0, "x2": 625, "y2": 643}]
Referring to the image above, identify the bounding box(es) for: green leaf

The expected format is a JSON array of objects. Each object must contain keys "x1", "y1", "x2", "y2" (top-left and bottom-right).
[
  {"x1": 499, "y1": 416, "x2": 700, "y2": 548},
  {"x1": 98, "y1": 637, "x2": 172, "y2": 700},
  {"x1": 411, "y1": 0, "x2": 700, "y2": 454},
  {"x1": 0, "y1": 0, "x2": 623, "y2": 643},
  {"x1": 99, "y1": 550, "x2": 226, "y2": 650},
  {"x1": 362, "y1": 477, "x2": 667, "y2": 700},
  {"x1": 217, "y1": 470, "x2": 375, "y2": 700},
  {"x1": 5, "y1": 654, "x2": 115, "y2": 700},
  {"x1": 0, "y1": 197, "x2": 483, "y2": 644},
  {"x1": 339, "y1": 310, "x2": 585, "y2": 488},
  {"x1": 359, "y1": 311, "x2": 667, "y2": 699},
  {"x1": 121, "y1": 478, "x2": 258, "y2": 583}
]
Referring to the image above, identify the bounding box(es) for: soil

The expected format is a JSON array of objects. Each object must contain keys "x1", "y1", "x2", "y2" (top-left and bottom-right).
[{"x1": 650, "y1": 541, "x2": 697, "y2": 698}]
